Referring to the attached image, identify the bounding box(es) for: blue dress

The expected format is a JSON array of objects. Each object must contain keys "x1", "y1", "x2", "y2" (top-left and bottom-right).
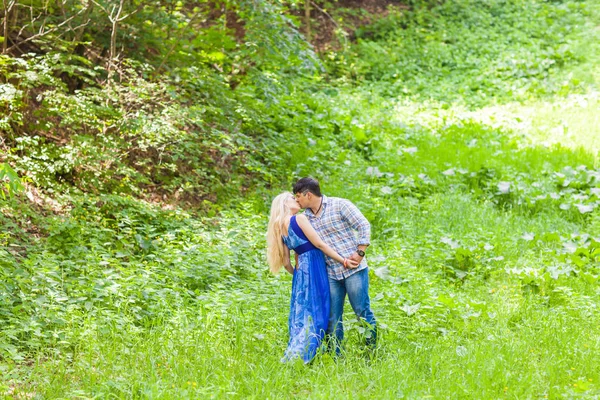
[{"x1": 281, "y1": 215, "x2": 331, "y2": 363}]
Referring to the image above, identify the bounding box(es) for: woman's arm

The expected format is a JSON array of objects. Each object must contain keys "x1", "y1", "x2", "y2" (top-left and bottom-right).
[
  {"x1": 283, "y1": 245, "x2": 294, "y2": 274},
  {"x1": 295, "y1": 215, "x2": 359, "y2": 268}
]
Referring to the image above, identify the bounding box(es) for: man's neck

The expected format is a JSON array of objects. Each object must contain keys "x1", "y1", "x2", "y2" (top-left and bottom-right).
[{"x1": 309, "y1": 196, "x2": 323, "y2": 214}]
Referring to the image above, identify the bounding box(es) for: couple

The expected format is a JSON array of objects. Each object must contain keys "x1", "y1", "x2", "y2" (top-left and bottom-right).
[{"x1": 267, "y1": 177, "x2": 377, "y2": 363}]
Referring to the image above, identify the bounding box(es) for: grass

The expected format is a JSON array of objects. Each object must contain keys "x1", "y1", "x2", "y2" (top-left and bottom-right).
[
  {"x1": 2, "y1": 0, "x2": 600, "y2": 398},
  {"x1": 8, "y1": 276, "x2": 599, "y2": 398},
  {"x1": 4, "y1": 137, "x2": 600, "y2": 398}
]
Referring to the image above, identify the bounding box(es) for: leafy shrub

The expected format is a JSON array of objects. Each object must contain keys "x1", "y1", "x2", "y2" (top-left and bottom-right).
[{"x1": 329, "y1": 0, "x2": 588, "y2": 104}]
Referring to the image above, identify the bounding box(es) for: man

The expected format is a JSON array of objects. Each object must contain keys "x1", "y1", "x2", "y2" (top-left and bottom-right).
[{"x1": 293, "y1": 177, "x2": 377, "y2": 355}]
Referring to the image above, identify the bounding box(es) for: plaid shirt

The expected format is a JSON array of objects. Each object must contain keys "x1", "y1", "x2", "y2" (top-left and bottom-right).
[{"x1": 304, "y1": 196, "x2": 371, "y2": 280}]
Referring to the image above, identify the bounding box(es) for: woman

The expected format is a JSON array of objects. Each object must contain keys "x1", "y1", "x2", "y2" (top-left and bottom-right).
[{"x1": 267, "y1": 192, "x2": 358, "y2": 363}]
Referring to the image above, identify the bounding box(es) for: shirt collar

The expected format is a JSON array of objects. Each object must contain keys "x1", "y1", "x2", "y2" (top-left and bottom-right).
[{"x1": 304, "y1": 195, "x2": 328, "y2": 217}]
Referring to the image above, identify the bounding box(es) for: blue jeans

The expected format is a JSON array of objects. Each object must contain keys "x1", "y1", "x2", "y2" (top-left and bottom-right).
[{"x1": 327, "y1": 268, "x2": 377, "y2": 354}]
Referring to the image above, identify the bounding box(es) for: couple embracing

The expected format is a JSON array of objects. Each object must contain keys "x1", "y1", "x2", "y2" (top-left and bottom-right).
[{"x1": 267, "y1": 177, "x2": 377, "y2": 363}]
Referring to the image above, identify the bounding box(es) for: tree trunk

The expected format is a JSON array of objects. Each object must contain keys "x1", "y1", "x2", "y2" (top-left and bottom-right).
[
  {"x1": 1, "y1": 0, "x2": 13, "y2": 54},
  {"x1": 108, "y1": 17, "x2": 117, "y2": 79},
  {"x1": 107, "y1": 0, "x2": 125, "y2": 82},
  {"x1": 74, "y1": 1, "x2": 94, "y2": 43},
  {"x1": 304, "y1": 0, "x2": 310, "y2": 42}
]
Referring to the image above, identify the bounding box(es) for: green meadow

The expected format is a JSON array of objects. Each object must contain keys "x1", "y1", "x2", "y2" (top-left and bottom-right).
[{"x1": 1, "y1": 0, "x2": 600, "y2": 398}]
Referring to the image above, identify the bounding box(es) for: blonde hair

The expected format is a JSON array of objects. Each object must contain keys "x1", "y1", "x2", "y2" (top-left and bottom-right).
[{"x1": 267, "y1": 192, "x2": 294, "y2": 274}]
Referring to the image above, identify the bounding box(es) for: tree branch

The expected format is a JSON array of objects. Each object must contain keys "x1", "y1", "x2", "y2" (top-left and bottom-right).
[
  {"x1": 89, "y1": 0, "x2": 108, "y2": 16},
  {"x1": 91, "y1": 0, "x2": 142, "y2": 81},
  {"x1": 17, "y1": 6, "x2": 41, "y2": 38},
  {"x1": 310, "y1": 0, "x2": 348, "y2": 47},
  {"x1": 7, "y1": 6, "x2": 86, "y2": 52},
  {"x1": 2, "y1": 0, "x2": 16, "y2": 54}
]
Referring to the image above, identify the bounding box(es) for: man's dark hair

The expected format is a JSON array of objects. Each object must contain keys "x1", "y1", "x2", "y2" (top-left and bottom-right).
[{"x1": 293, "y1": 177, "x2": 322, "y2": 197}]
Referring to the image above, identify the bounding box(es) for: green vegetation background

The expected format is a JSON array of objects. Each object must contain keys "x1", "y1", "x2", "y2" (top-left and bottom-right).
[{"x1": 1, "y1": 0, "x2": 600, "y2": 397}]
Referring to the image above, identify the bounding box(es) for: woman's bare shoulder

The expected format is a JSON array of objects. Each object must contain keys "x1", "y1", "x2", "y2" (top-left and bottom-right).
[{"x1": 296, "y1": 214, "x2": 308, "y2": 222}]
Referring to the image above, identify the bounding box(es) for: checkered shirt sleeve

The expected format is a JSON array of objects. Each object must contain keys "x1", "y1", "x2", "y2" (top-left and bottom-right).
[{"x1": 305, "y1": 196, "x2": 371, "y2": 280}]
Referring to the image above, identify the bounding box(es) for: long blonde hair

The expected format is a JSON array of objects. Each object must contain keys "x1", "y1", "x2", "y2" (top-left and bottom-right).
[{"x1": 267, "y1": 192, "x2": 294, "y2": 274}]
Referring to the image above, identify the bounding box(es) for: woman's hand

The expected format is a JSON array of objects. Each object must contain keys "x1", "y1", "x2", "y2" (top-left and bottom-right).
[
  {"x1": 344, "y1": 258, "x2": 360, "y2": 269},
  {"x1": 284, "y1": 263, "x2": 294, "y2": 274}
]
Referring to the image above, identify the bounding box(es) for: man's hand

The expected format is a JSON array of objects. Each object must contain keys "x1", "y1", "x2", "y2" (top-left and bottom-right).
[
  {"x1": 348, "y1": 252, "x2": 364, "y2": 264},
  {"x1": 345, "y1": 258, "x2": 360, "y2": 269}
]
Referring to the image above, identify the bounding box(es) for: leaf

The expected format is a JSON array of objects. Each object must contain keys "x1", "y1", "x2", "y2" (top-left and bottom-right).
[
  {"x1": 207, "y1": 51, "x2": 226, "y2": 61},
  {"x1": 402, "y1": 147, "x2": 418, "y2": 154},
  {"x1": 562, "y1": 242, "x2": 578, "y2": 254},
  {"x1": 575, "y1": 203, "x2": 595, "y2": 214},
  {"x1": 437, "y1": 294, "x2": 457, "y2": 309},
  {"x1": 0, "y1": 163, "x2": 24, "y2": 196},
  {"x1": 542, "y1": 232, "x2": 561, "y2": 242},
  {"x1": 468, "y1": 300, "x2": 487, "y2": 311},
  {"x1": 373, "y1": 266, "x2": 405, "y2": 284},
  {"x1": 400, "y1": 303, "x2": 420, "y2": 316},
  {"x1": 440, "y1": 236, "x2": 460, "y2": 249},
  {"x1": 380, "y1": 186, "x2": 393, "y2": 195},
  {"x1": 462, "y1": 309, "x2": 481, "y2": 319},
  {"x1": 366, "y1": 166, "x2": 383, "y2": 178},
  {"x1": 497, "y1": 181, "x2": 511, "y2": 194},
  {"x1": 418, "y1": 173, "x2": 435, "y2": 185},
  {"x1": 455, "y1": 269, "x2": 468, "y2": 280},
  {"x1": 521, "y1": 232, "x2": 535, "y2": 241},
  {"x1": 573, "y1": 379, "x2": 591, "y2": 393},
  {"x1": 582, "y1": 272, "x2": 598, "y2": 284},
  {"x1": 456, "y1": 346, "x2": 467, "y2": 357},
  {"x1": 374, "y1": 266, "x2": 391, "y2": 280}
]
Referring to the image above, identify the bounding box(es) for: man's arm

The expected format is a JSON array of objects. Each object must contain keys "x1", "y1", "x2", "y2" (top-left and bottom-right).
[{"x1": 340, "y1": 200, "x2": 371, "y2": 262}]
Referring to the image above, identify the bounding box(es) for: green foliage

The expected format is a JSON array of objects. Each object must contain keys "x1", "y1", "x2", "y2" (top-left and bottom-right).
[
  {"x1": 328, "y1": 0, "x2": 591, "y2": 105},
  {"x1": 0, "y1": 0, "x2": 326, "y2": 203},
  {"x1": 0, "y1": 163, "x2": 23, "y2": 198},
  {"x1": 2, "y1": 0, "x2": 600, "y2": 397},
  {"x1": 0, "y1": 52, "x2": 319, "y2": 201},
  {"x1": 0, "y1": 194, "x2": 270, "y2": 361}
]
